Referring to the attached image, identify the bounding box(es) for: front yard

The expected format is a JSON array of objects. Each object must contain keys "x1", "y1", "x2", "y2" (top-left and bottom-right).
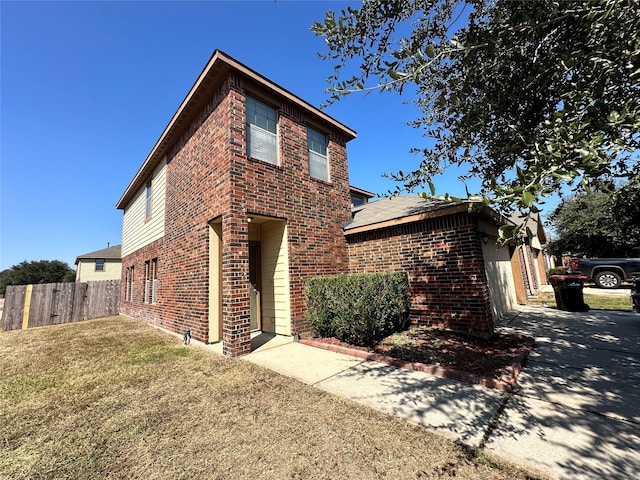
[{"x1": 0, "y1": 317, "x2": 541, "y2": 480}]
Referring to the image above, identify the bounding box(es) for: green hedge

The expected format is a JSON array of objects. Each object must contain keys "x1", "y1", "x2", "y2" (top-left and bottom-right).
[{"x1": 304, "y1": 272, "x2": 410, "y2": 348}]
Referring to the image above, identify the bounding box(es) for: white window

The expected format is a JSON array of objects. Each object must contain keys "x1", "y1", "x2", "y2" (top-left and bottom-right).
[
  {"x1": 125, "y1": 266, "x2": 134, "y2": 302},
  {"x1": 95, "y1": 259, "x2": 105, "y2": 272},
  {"x1": 307, "y1": 128, "x2": 329, "y2": 181},
  {"x1": 145, "y1": 180, "x2": 152, "y2": 220},
  {"x1": 145, "y1": 259, "x2": 158, "y2": 304},
  {"x1": 246, "y1": 96, "x2": 278, "y2": 165},
  {"x1": 144, "y1": 261, "x2": 151, "y2": 303},
  {"x1": 151, "y1": 259, "x2": 158, "y2": 304}
]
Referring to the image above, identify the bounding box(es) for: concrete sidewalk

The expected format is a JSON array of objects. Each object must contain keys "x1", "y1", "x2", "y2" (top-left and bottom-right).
[
  {"x1": 244, "y1": 306, "x2": 640, "y2": 480},
  {"x1": 245, "y1": 339, "x2": 504, "y2": 448}
]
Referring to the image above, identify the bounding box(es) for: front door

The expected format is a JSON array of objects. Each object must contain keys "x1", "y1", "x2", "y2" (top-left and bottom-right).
[{"x1": 249, "y1": 242, "x2": 261, "y2": 330}]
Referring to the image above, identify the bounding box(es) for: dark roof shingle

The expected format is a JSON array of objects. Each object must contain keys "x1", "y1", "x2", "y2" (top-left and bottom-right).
[
  {"x1": 75, "y1": 245, "x2": 122, "y2": 264},
  {"x1": 344, "y1": 196, "x2": 460, "y2": 231}
]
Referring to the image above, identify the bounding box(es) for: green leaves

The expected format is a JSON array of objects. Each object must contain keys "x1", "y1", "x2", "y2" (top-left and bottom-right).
[
  {"x1": 315, "y1": 0, "x2": 640, "y2": 240},
  {"x1": 427, "y1": 179, "x2": 436, "y2": 196},
  {"x1": 521, "y1": 191, "x2": 535, "y2": 207},
  {"x1": 0, "y1": 260, "x2": 75, "y2": 294},
  {"x1": 425, "y1": 45, "x2": 435, "y2": 58}
]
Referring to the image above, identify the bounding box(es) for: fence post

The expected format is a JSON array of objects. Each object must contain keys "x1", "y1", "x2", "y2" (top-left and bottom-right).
[{"x1": 22, "y1": 284, "x2": 33, "y2": 330}]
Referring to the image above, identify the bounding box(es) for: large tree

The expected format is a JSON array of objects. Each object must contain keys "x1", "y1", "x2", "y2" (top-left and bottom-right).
[
  {"x1": 313, "y1": 0, "x2": 639, "y2": 238},
  {"x1": 547, "y1": 184, "x2": 640, "y2": 257},
  {"x1": 0, "y1": 260, "x2": 75, "y2": 295}
]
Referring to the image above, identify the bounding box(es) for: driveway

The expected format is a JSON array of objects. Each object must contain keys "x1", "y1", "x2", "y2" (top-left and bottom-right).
[{"x1": 490, "y1": 306, "x2": 640, "y2": 479}]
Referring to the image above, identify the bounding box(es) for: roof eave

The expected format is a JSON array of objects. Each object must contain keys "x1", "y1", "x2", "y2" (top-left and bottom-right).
[
  {"x1": 344, "y1": 203, "x2": 470, "y2": 235},
  {"x1": 349, "y1": 185, "x2": 376, "y2": 199}
]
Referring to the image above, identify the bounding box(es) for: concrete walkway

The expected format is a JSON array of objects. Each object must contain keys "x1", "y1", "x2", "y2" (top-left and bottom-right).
[{"x1": 244, "y1": 306, "x2": 640, "y2": 480}]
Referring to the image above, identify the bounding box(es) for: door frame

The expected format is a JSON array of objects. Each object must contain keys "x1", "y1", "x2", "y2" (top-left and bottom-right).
[{"x1": 249, "y1": 241, "x2": 262, "y2": 331}]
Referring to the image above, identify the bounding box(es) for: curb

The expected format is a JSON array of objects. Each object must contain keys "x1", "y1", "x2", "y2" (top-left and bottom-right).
[{"x1": 299, "y1": 337, "x2": 535, "y2": 392}]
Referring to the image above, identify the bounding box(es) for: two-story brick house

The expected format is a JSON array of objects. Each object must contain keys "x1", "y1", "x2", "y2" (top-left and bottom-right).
[
  {"x1": 118, "y1": 50, "x2": 519, "y2": 357},
  {"x1": 117, "y1": 50, "x2": 356, "y2": 356}
]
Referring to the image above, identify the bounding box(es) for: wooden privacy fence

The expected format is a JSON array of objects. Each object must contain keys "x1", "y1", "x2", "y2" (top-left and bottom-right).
[{"x1": 1, "y1": 280, "x2": 121, "y2": 331}]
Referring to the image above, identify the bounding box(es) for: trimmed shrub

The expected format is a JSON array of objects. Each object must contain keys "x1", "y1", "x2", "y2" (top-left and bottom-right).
[{"x1": 304, "y1": 272, "x2": 410, "y2": 347}]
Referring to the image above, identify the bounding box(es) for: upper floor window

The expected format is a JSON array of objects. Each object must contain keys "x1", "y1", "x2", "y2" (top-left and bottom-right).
[
  {"x1": 145, "y1": 180, "x2": 152, "y2": 220},
  {"x1": 246, "y1": 96, "x2": 278, "y2": 165},
  {"x1": 307, "y1": 128, "x2": 329, "y2": 181},
  {"x1": 95, "y1": 259, "x2": 105, "y2": 271}
]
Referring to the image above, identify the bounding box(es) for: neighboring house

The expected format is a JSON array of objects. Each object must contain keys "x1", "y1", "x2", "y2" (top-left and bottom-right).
[
  {"x1": 75, "y1": 245, "x2": 122, "y2": 282},
  {"x1": 116, "y1": 50, "x2": 519, "y2": 356},
  {"x1": 509, "y1": 212, "x2": 552, "y2": 303},
  {"x1": 350, "y1": 186, "x2": 375, "y2": 207}
]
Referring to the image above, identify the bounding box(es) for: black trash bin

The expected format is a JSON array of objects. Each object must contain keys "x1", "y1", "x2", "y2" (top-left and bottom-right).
[
  {"x1": 631, "y1": 276, "x2": 640, "y2": 313},
  {"x1": 549, "y1": 275, "x2": 590, "y2": 312}
]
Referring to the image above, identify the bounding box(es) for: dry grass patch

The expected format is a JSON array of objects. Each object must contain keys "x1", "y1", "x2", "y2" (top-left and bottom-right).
[{"x1": 1, "y1": 317, "x2": 543, "y2": 479}]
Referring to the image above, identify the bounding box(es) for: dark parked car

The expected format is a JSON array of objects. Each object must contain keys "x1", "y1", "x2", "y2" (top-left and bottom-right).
[
  {"x1": 632, "y1": 276, "x2": 640, "y2": 313},
  {"x1": 572, "y1": 258, "x2": 640, "y2": 289}
]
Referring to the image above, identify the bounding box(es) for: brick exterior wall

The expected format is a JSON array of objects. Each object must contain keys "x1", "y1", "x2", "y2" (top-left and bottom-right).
[
  {"x1": 120, "y1": 238, "x2": 163, "y2": 326},
  {"x1": 241, "y1": 100, "x2": 352, "y2": 337},
  {"x1": 346, "y1": 214, "x2": 494, "y2": 335},
  {"x1": 121, "y1": 72, "x2": 352, "y2": 357}
]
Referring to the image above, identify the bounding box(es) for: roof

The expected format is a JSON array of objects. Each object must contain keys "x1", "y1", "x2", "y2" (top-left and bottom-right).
[
  {"x1": 75, "y1": 245, "x2": 122, "y2": 264},
  {"x1": 117, "y1": 50, "x2": 357, "y2": 210},
  {"x1": 508, "y1": 211, "x2": 548, "y2": 244},
  {"x1": 349, "y1": 185, "x2": 376, "y2": 199},
  {"x1": 343, "y1": 196, "x2": 471, "y2": 234}
]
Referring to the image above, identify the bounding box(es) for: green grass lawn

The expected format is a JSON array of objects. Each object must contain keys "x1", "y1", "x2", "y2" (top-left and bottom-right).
[
  {"x1": 0, "y1": 317, "x2": 542, "y2": 480},
  {"x1": 529, "y1": 290, "x2": 633, "y2": 311}
]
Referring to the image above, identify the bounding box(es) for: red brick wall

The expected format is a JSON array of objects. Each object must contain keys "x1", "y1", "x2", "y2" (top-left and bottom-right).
[
  {"x1": 123, "y1": 72, "x2": 351, "y2": 356},
  {"x1": 120, "y1": 238, "x2": 163, "y2": 327},
  {"x1": 241, "y1": 99, "x2": 351, "y2": 337},
  {"x1": 346, "y1": 214, "x2": 494, "y2": 334}
]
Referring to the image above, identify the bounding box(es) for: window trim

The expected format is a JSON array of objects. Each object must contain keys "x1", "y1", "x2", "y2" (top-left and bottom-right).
[
  {"x1": 95, "y1": 259, "x2": 105, "y2": 272},
  {"x1": 144, "y1": 259, "x2": 158, "y2": 304}
]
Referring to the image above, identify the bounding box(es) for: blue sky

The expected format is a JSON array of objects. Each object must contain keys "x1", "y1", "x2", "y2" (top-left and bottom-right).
[{"x1": 1, "y1": 0, "x2": 502, "y2": 271}]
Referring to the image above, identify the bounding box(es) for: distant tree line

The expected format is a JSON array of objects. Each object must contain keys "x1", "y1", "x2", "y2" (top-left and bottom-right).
[
  {"x1": 547, "y1": 183, "x2": 640, "y2": 258},
  {"x1": 0, "y1": 260, "x2": 75, "y2": 295}
]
